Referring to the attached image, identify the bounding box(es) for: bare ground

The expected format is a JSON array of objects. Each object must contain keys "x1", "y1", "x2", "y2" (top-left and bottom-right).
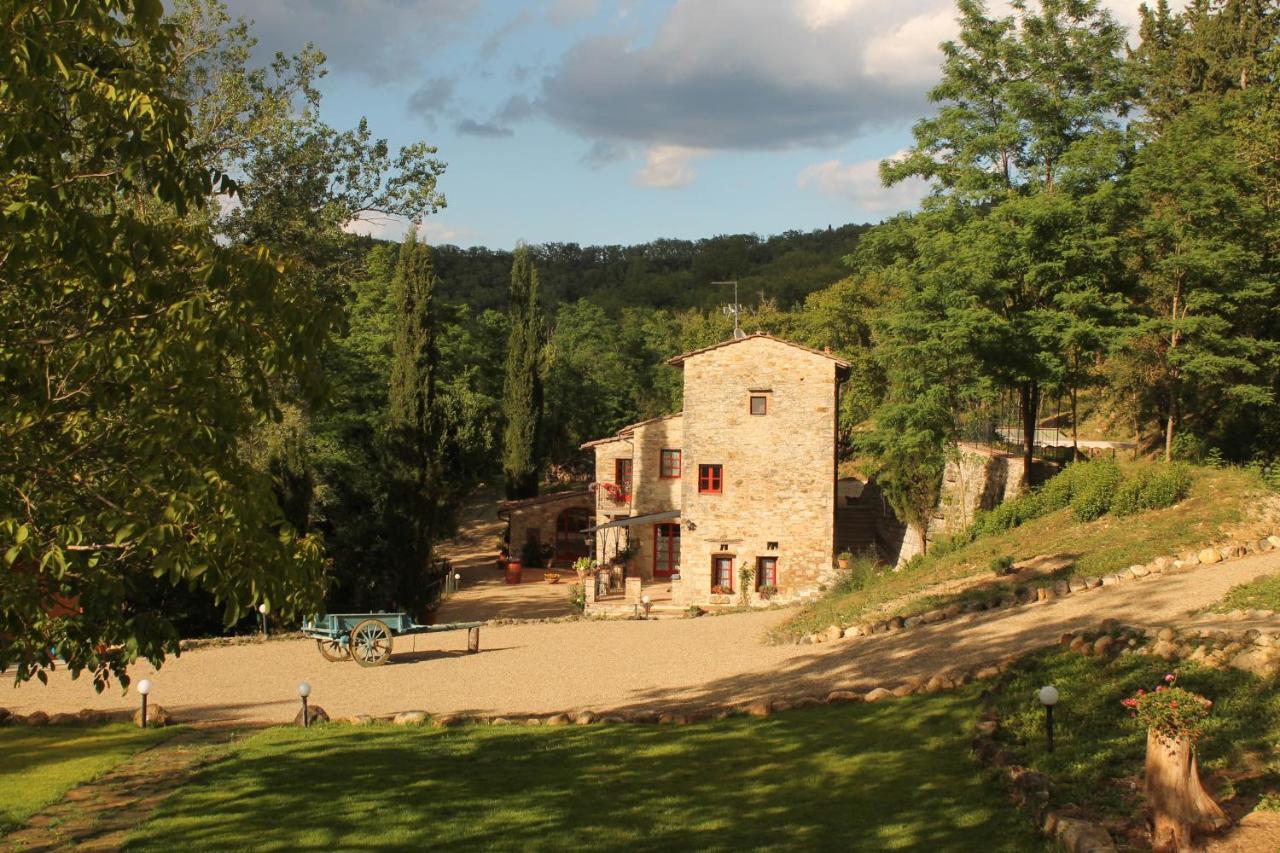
[{"x1": 5, "y1": 552, "x2": 1278, "y2": 727}]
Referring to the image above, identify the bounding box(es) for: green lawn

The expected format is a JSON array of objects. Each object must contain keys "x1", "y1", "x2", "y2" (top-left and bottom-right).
[
  {"x1": 989, "y1": 648, "x2": 1280, "y2": 822},
  {"x1": 125, "y1": 696, "x2": 1045, "y2": 852},
  {"x1": 0, "y1": 723, "x2": 174, "y2": 834},
  {"x1": 1209, "y1": 573, "x2": 1280, "y2": 614},
  {"x1": 778, "y1": 465, "x2": 1266, "y2": 640}
]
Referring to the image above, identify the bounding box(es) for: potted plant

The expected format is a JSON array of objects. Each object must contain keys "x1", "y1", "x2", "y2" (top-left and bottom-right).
[
  {"x1": 544, "y1": 571, "x2": 560, "y2": 584},
  {"x1": 757, "y1": 584, "x2": 778, "y2": 600},
  {"x1": 1122, "y1": 672, "x2": 1229, "y2": 851},
  {"x1": 573, "y1": 556, "x2": 594, "y2": 582},
  {"x1": 837, "y1": 550, "x2": 853, "y2": 570}
]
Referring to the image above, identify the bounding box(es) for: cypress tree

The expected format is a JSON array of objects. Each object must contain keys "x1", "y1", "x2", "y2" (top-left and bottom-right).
[
  {"x1": 386, "y1": 230, "x2": 443, "y2": 613},
  {"x1": 502, "y1": 245, "x2": 546, "y2": 499}
]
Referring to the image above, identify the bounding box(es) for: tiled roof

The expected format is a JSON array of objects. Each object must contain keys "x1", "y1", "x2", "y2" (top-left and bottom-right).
[
  {"x1": 498, "y1": 488, "x2": 591, "y2": 511},
  {"x1": 666, "y1": 332, "x2": 851, "y2": 370},
  {"x1": 580, "y1": 412, "x2": 682, "y2": 449}
]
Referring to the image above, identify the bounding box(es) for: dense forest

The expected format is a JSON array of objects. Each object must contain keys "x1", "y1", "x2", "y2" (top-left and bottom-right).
[{"x1": 3, "y1": 0, "x2": 1278, "y2": 682}]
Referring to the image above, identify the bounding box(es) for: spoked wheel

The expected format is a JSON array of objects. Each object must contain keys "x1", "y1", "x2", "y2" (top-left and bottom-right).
[
  {"x1": 317, "y1": 638, "x2": 350, "y2": 662},
  {"x1": 349, "y1": 619, "x2": 394, "y2": 668}
]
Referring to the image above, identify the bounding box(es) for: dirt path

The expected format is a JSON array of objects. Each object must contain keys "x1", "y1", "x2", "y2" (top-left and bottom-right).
[
  {"x1": 0, "y1": 729, "x2": 235, "y2": 852},
  {"x1": 432, "y1": 488, "x2": 579, "y2": 622},
  {"x1": 5, "y1": 553, "x2": 1278, "y2": 726}
]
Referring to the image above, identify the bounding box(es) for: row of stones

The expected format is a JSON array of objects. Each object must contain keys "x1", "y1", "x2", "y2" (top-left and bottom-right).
[
  {"x1": 795, "y1": 533, "x2": 1280, "y2": 646},
  {"x1": 0, "y1": 706, "x2": 157, "y2": 728}
]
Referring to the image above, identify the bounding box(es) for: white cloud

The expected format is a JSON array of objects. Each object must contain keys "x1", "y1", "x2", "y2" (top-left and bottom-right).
[
  {"x1": 341, "y1": 215, "x2": 476, "y2": 246},
  {"x1": 797, "y1": 153, "x2": 930, "y2": 214},
  {"x1": 634, "y1": 145, "x2": 708, "y2": 189},
  {"x1": 862, "y1": 8, "x2": 958, "y2": 88}
]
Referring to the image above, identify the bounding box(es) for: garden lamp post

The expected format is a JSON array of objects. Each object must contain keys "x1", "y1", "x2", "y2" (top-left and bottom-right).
[
  {"x1": 298, "y1": 682, "x2": 312, "y2": 728},
  {"x1": 258, "y1": 603, "x2": 269, "y2": 638},
  {"x1": 1038, "y1": 685, "x2": 1059, "y2": 753},
  {"x1": 641, "y1": 594, "x2": 652, "y2": 619},
  {"x1": 454, "y1": 572, "x2": 461, "y2": 595},
  {"x1": 137, "y1": 678, "x2": 151, "y2": 729}
]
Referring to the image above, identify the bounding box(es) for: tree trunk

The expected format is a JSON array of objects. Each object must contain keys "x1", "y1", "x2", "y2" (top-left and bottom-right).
[
  {"x1": 1070, "y1": 384, "x2": 1080, "y2": 462},
  {"x1": 1145, "y1": 730, "x2": 1229, "y2": 852},
  {"x1": 1019, "y1": 380, "x2": 1039, "y2": 485}
]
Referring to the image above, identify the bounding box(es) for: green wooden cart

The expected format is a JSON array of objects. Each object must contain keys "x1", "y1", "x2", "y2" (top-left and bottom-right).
[{"x1": 301, "y1": 612, "x2": 482, "y2": 667}]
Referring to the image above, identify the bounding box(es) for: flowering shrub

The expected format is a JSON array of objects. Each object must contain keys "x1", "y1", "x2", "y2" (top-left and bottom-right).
[
  {"x1": 1121, "y1": 672, "x2": 1210, "y2": 742},
  {"x1": 591, "y1": 481, "x2": 627, "y2": 502}
]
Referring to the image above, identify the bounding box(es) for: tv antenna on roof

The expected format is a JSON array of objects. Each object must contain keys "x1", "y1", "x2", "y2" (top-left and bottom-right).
[{"x1": 714, "y1": 280, "x2": 745, "y2": 339}]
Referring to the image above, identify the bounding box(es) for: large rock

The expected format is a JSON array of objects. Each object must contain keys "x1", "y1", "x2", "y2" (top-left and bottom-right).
[
  {"x1": 1055, "y1": 817, "x2": 1117, "y2": 853},
  {"x1": 48, "y1": 713, "x2": 79, "y2": 726},
  {"x1": 824, "y1": 625, "x2": 844, "y2": 642},
  {"x1": 134, "y1": 704, "x2": 171, "y2": 728},
  {"x1": 1093, "y1": 635, "x2": 1115, "y2": 657},
  {"x1": 393, "y1": 710, "x2": 429, "y2": 726},
  {"x1": 1199, "y1": 547, "x2": 1222, "y2": 565},
  {"x1": 1230, "y1": 648, "x2": 1280, "y2": 679},
  {"x1": 573, "y1": 712, "x2": 595, "y2": 726},
  {"x1": 825, "y1": 690, "x2": 861, "y2": 704},
  {"x1": 1068, "y1": 576, "x2": 1089, "y2": 593},
  {"x1": 347, "y1": 714, "x2": 374, "y2": 726},
  {"x1": 744, "y1": 699, "x2": 772, "y2": 718},
  {"x1": 921, "y1": 609, "x2": 947, "y2": 624},
  {"x1": 842, "y1": 625, "x2": 864, "y2": 639},
  {"x1": 864, "y1": 687, "x2": 894, "y2": 703},
  {"x1": 544, "y1": 713, "x2": 571, "y2": 727},
  {"x1": 1156, "y1": 627, "x2": 1177, "y2": 642},
  {"x1": 295, "y1": 705, "x2": 330, "y2": 726},
  {"x1": 0, "y1": 708, "x2": 9, "y2": 725},
  {"x1": 1129, "y1": 564, "x2": 1149, "y2": 578}
]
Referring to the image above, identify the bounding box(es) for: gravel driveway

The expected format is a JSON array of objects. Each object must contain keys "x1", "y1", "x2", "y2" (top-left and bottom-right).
[{"x1": 5, "y1": 553, "x2": 1278, "y2": 726}]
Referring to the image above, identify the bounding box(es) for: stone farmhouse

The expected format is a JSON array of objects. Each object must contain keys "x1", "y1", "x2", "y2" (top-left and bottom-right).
[{"x1": 581, "y1": 333, "x2": 851, "y2": 609}]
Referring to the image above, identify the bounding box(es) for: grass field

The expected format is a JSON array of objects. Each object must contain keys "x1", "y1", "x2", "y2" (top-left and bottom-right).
[
  {"x1": 989, "y1": 648, "x2": 1280, "y2": 825},
  {"x1": 123, "y1": 697, "x2": 1045, "y2": 852},
  {"x1": 778, "y1": 465, "x2": 1269, "y2": 640},
  {"x1": 0, "y1": 724, "x2": 174, "y2": 834},
  {"x1": 1209, "y1": 573, "x2": 1280, "y2": 614}
]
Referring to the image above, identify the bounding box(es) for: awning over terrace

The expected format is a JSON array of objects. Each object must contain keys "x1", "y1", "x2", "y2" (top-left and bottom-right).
[{"x1": 582, "y1": 509, "x2": 679, "y2": 533}]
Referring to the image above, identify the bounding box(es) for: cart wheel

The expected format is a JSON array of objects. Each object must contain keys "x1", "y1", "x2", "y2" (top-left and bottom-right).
[
  {"x1": 317, "y1": 638, "x2": 349, "y2": 662},
  {"x1": 350, "y1": 619, "x2": 393, "y2": 667}
]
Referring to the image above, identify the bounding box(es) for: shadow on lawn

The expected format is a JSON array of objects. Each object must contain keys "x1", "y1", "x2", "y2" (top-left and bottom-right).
[{"x1": 125, "y1": 699, "x2": 1043, "y2": 852}]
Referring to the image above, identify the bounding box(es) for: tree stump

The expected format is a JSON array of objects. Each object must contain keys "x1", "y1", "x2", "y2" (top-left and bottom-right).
[{"x1": 1145, "y1": 730, "x2": 1229, "y2": 851}]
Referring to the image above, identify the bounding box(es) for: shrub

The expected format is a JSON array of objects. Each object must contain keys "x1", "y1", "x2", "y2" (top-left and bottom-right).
[
  {"x1": 972, "y1": 492, "x2": 1043, "y2": 537},
  {"x1": 1112, "y1": 464, "x2": 1194, "y2": 516},
  {"x1": 1069, "y1": 460, "x2": 1124, "y2": 522},
  {"x1": 567, "y1": 583, "x2": 585, "y2": 613},
  {"x1": 833, "y1": 552, "x2": 882, "y2": 593},
  {"x1": 989, "y1": 555, "x2": 1015, "y2": 576}
]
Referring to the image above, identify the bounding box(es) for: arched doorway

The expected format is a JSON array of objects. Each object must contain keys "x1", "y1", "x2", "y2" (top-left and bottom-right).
[{"x1": 555, "y1": 507, "x2": 592, "y2": 564}]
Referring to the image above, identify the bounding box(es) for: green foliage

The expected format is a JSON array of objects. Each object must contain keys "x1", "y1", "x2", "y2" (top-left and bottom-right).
[
  {"x1": 1111, "y1": 463, "x2": 1193, "y2": 516},
  {"x1": 859, "y1": 392, "x2": 952, "y2": 554},
  {"x1": 1068, "y1": 460, "x2": 1125, "y2": 522},
  {"x1": 972, "y1": 494, "x2": 1046, "y2": 538},
  {"x1": 567, "y1": 583, "x2": 585, "y2": 614},
  {"x1": 0, "y1": 0, "x2": 329, "y2": 687},
  {"x1": 832, "y1": 553, "x2": 882, "y2": 595},
  {"x1": 1124, "y1": 678, "x2": 1210, "y2": 743},
  {"x1": 989, "y1": 555, "x2": 1016, "y2": 576},
  {"x1": 502, "y1": 247, "x2": 547, "y2": 499}
]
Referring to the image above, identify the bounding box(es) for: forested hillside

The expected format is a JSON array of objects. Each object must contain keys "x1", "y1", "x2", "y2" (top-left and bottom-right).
[{"x1": 424, "y1": 225, "x2": 871, "y2": 313}]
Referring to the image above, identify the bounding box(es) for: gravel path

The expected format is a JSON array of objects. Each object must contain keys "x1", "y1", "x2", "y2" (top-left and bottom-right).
[{"x1": 5, "y1": 553, "x2": 1278, "y2": 726}]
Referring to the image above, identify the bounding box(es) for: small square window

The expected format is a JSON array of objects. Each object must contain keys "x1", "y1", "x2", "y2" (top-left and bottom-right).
[
  {"x1": 750, "y1": 395, "x2": 767, "y2": 415},
  {"x1": 698, "y1": 464, "x2": 723, "y2": 494},
  {"x1": 659, "y1": 449, "x2": 681, "y2": 479}
]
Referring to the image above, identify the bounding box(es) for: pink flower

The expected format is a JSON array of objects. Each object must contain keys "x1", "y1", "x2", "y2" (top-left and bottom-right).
[
  {"x1": 1137, "y1": 689, "x2": 1146, "y2": 696},
  {"x1": 1165, "y1": 673, "x2": 1176, "y2": 683},
  {"x1": 1156, "y1": 685, "x2": 1165, "y2": 692}
]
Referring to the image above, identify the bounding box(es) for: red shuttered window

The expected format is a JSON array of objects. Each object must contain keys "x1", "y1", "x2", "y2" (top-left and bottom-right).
[
  {"x1": 697, "y1": 464, "x2": 722, "y2": 494},
  {"x1": 659, "y1": 448, "x2": 681, "y2": 479}
]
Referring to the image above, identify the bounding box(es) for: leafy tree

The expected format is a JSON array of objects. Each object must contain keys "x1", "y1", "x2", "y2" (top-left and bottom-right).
[
  {"x1": 881, "y1": 0, "x2": 1132, "y2": 478},
  {"x1": 1125, "y1": 0, "x2": 1278, "y2": 459},
  {"x1": 0, "y1": 0, "x2": 327, "y2": 687},
  {"x1": 502, "y1": 247, "x2": 547, "y2": 498}
]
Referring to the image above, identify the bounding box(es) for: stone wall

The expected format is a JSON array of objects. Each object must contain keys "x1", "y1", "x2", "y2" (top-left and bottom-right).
[
  {"x1": 873, "y1": 444, "x2": 1027, "y2": 567},
  {"x1": 505, "y1": 491, "x2": 593, "y2": 568},
  {"x1": 677, "y1": 336, "x2": 841, "y2": 605}
]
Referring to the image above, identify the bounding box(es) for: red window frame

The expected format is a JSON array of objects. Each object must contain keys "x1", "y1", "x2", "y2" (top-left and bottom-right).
[
  {"x1": 697, "y1": 464, "x2": 723, "y2": 494},
  {"x1": 750, "y1": 395, "x2": 767, "y2": 416},
  {"x1": 712, "y1": 555, "x2": 734, "y2": 592},
  {"x1": 614, "y1": 458, "x2": 633, "y2": 500},
  {"x1": 659, "y1": 448, "x2": 681, "y2": 479},
  {"x1": 756, "y1": 556, "x2": 778, "y2": 589},
  {"x1": 654, "y1": 523, "x2": 681, "y2": 578}
]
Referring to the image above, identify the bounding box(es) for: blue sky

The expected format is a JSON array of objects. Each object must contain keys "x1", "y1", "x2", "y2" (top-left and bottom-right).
[{"x1": 223, "y1": 0, "x2": 1176, "y2": 249}]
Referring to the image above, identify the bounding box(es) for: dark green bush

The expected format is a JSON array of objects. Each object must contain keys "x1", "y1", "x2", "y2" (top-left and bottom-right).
[
  {"x1": 1068, "y1": 460, "x2": 1124, "y2": 522},
  {"x1": 972, "y1": 492, "x2": 1044, "y2": 537},
  {"x1": 833, "y1": 551, "x2": 882, "y2": 593},
  {"x1": 1111, "y1": 463, "x2": 1194, "y2": 516},
  {"x1": 989, "y1": 555, "x2": 1015, "y2": 575}
]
